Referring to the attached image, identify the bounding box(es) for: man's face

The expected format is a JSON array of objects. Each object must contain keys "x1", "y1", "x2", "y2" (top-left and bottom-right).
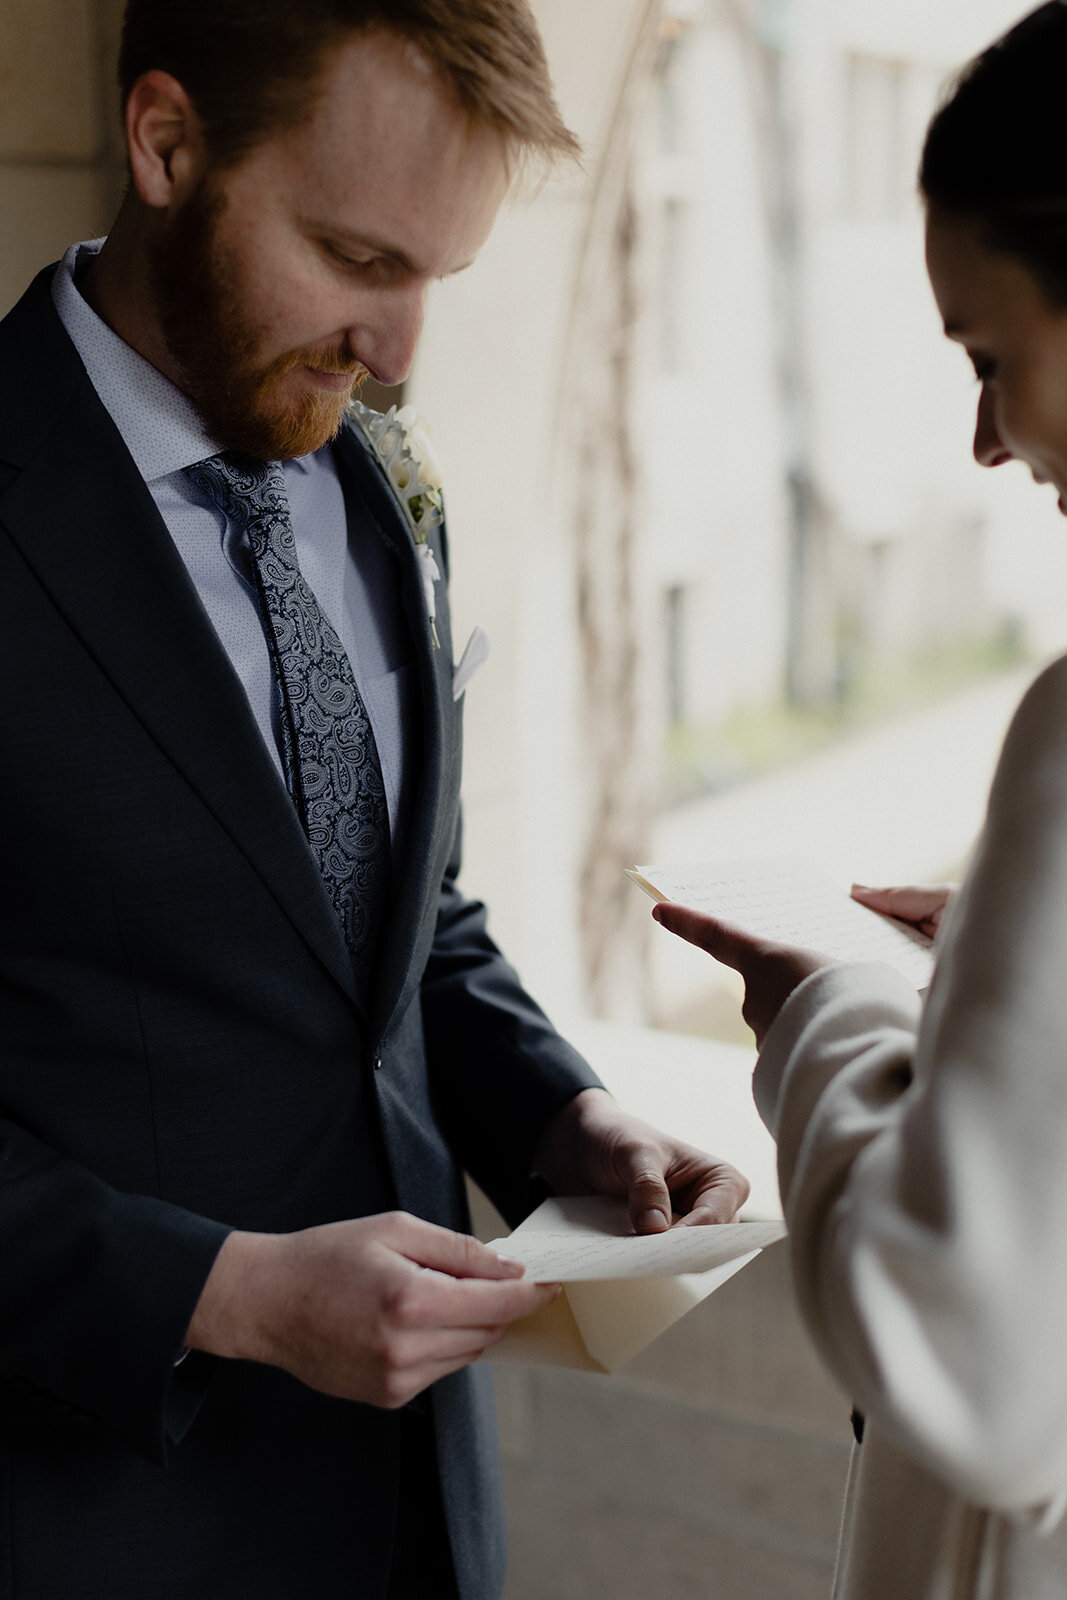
[{"x1": 152, "y1": 31, "x2": 511, "y2": 459}]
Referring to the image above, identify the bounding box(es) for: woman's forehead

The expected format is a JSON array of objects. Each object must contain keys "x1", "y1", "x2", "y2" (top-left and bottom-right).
[{"x1": 925, "y1": 211, "x2": 1051, "y2": 336}]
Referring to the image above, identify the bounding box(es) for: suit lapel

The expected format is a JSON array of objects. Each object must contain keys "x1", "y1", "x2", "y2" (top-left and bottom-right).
[
  {"x1": 0, "y1": 301, "x2": 359, "y2": 1007},
  {"x1": 332, "y1": 424, "x2": 455, "y2": 1045},
  {"x1": 0, "y1": 273, "x2": 459, "y2": 1025}
]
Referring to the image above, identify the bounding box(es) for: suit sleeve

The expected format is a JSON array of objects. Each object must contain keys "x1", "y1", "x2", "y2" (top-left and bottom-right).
[
  {"x1": 419, "y1": 810, "x2": 603, "y2": 1226},
  {"x1": 754, "y1": 655, "x2": 1067, "y2": 1518},
  {"x1": 0, "y1": 1116, "x2": 230, "y2": 1463}
]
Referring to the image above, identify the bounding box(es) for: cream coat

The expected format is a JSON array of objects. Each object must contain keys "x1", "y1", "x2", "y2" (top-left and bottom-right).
[{"x1": 753, "y1": 653, "x2": 1067, "y2": 1599}]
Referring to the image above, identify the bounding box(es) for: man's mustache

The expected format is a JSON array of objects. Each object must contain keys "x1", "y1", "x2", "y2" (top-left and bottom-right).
[{"x1": 272, "y1": 348, "x2": 370, "y2": 384}]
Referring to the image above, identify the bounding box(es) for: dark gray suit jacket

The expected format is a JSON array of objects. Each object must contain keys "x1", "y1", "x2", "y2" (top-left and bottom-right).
[{"x1": 0, "y1": 268, "x2": 599, "y2": 1600}]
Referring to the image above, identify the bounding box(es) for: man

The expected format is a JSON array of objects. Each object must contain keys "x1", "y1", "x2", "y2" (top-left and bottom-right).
[{"x1": 0, "y1": 3, "x2": 748, "y2": 1596}]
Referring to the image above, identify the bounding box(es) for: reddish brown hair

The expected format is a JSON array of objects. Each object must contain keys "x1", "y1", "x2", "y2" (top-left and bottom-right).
[{"x1": 119, "y1": 0, "x2": 580, "y2": 169}]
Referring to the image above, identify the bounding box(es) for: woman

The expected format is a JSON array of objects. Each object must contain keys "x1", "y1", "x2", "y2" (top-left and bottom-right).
[{"x1": 656, "y1": 6, "x2": 1067, "y2": 1596}]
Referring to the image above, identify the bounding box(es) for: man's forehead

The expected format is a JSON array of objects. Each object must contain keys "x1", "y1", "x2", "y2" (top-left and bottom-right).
[{"x1": 297, "y1": 28, "x2": 466, "y2": 149}]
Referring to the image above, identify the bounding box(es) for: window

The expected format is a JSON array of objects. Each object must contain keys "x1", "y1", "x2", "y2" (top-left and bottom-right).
[{"x1": 844, "y1": 52, "x2": 911, "y2": 221}]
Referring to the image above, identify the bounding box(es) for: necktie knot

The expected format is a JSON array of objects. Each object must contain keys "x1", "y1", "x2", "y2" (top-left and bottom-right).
[{"x1": 188, "y1": 453, "x2": 290, "y2": 553}]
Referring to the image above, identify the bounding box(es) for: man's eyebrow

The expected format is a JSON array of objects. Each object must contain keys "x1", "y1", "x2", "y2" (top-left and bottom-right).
[
  {"x1": 307, "y1": 222, "x2": 477, "y2": 279},
  {"x1": 308, "y1": 222, "x2": 422, "y2": 272}
]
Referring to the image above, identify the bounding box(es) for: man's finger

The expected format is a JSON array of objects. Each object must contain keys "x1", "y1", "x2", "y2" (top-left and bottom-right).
[
  {"x1": 389, "y1": 1214, "x2": 527, "y2": 1281},
  {"x1": 411, "y1": 1270, "x2": 559, "y2": 1330},
  {"x1": 387, "y1": 1320, "x2": 519, "y2": 1370},
  {"x1": 674, "y1": 1172, "x2": 751, "y2": 1227},
  {"x1": 378, "y1": 1335, "x2": 517, "y2": 1409},
  {"x1": 616, "y1": 1146, "x2": 673, "y2": 1234},
  {"x1": 407, "y1": 1339, "x2": 514, "y2": 1392}
]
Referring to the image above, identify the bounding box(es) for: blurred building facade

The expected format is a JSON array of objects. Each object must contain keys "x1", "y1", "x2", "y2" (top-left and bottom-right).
[
  {"x1": 413, "y1": 0, "x2": 1067, "y2": 1032},
  {"x1": 642, "y1": 0, "x2": 1067, "y2": 739}
]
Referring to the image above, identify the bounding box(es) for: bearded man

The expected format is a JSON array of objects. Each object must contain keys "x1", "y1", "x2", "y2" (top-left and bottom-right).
[{"x1": 0, "y1": 4, "x2": 747, "y2": 1596}]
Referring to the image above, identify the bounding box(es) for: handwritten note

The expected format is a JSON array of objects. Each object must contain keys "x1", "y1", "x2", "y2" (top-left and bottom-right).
[
  {"x1": 484, "y1": 1197, "x2": 785, "y2": 1373},
  {"x1": 630, "y1": 857, "x2": 934, "y2": 989},
  {"x1": 491, "y1": 1201, "x2": 785, "y2": 1282}
]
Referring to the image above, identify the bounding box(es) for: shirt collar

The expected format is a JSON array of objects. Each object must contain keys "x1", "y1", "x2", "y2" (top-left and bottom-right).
[
  {"x1": 50, "y1": 238, "x2": 322, "y2": 484},
  {"x1": 51, "y1": 239, "x2": 225, "y2": 483}
]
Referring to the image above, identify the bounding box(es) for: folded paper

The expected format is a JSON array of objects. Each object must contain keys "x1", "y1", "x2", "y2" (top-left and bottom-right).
[
  {"x1": 484, "y1": 1196, "x2": 785, "y2": 1373},
  {"x1": 630, "y1": 856, "x2": 935, "y2": 989}
]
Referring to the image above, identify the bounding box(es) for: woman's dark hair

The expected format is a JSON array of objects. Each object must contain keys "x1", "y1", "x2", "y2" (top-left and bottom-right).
[{"x1": 921, "y1": 2, "x2": 1067, "y2": 304}]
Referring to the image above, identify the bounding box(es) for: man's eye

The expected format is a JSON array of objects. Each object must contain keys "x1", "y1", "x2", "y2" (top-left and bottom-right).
[{"x1": 327, "y1": 244, "x2": 381, "y2": 274}]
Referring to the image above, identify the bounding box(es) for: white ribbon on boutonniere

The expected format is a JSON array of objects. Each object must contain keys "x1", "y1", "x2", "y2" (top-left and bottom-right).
[{"x1": 349, "y1": 399, "x2": 445, "y2": 648}]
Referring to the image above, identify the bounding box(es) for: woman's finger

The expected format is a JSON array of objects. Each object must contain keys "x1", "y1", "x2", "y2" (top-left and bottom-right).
[
  {"x1": 651, "y1": 902, "x2": 757, "y2": 971},
  {"x1": 851, "y1": 883, "x2": 952, "y2": 933}
]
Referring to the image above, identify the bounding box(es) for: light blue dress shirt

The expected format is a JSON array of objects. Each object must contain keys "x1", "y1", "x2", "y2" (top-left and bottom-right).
[{"x1": 51, "y1": 239, "x2": 416, "y2": 849}]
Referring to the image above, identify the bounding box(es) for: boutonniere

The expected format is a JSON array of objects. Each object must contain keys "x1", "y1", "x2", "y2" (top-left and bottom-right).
[{"x1": 349, "y1": 400, "x2": 444, "y2": 648}]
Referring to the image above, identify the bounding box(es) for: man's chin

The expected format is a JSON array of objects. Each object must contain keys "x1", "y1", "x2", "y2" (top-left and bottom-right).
[
  {"x1": 267, "y1": 395, "x2": 352, "y2": 461},
  {"x1": 209, "y1": 391, "x2": 353, "y2": 462}
]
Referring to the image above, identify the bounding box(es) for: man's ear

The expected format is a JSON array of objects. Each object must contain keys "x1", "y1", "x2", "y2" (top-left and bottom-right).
[{"x1": 125, "y1": 70, "x2": 205, "y2": 210}]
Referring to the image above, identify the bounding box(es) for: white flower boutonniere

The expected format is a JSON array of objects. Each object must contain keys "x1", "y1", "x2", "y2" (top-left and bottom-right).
[{"x1": 349, "y1": 400, "x2": 444, "y2": 648}]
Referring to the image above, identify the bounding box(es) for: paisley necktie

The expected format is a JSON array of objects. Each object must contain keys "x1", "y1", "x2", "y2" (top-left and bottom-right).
[{"x1": 187, "y1": 453, "x2": 390, "y2": 981}]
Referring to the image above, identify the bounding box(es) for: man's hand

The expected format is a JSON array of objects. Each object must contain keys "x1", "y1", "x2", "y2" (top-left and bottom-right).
[
  {"x1": 531, "y1": 1087, "x2": 750, "y2": 1236},
  {"x1": 185, "y1": 1213, "x2": 557, "y2": 1409},
  {"x1": 652, "y1": 901, "x2": 833, "y2": 1048},
  {"x1": 850, "y1": 882, "x2": 954, "y2": 940}
]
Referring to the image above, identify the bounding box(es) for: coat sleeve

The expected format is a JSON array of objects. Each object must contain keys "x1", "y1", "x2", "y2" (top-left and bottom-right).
[
  {"x1": 0, "y1": 1116, "x2": 230, "y2": 1463},
  {"x1": 754, "y1": 655, "x2": 1067, "y2": 1518},
  {"x1": 418, "y1": 810, "x2": 603, "y2": 1227}
]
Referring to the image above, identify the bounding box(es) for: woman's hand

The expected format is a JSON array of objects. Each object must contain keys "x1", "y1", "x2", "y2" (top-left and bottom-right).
[
  {"x1": 652, "y1": 903, "x2": 834, "y2": 1047},
  {"x1": 850, "y1": 882, "x2": 954, "y2": 940}
]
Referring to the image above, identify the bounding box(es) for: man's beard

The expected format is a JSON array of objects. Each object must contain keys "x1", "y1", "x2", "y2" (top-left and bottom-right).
[{"x1": 150, "y1": 179, "x2": 368, "y2": 461}]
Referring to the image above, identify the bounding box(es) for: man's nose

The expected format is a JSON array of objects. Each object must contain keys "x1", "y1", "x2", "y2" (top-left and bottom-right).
[
  {"x1": 353, "y1": 285, "x2": 430, "y2": 390},
  {"x1": 973, "y1": 385, "x2": 1012, "y2": 468}
]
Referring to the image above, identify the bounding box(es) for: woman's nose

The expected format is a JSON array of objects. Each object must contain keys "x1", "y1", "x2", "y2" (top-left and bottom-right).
[{"x1": 973, "y1": 385, "x2": 1012, "y2": 468}]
